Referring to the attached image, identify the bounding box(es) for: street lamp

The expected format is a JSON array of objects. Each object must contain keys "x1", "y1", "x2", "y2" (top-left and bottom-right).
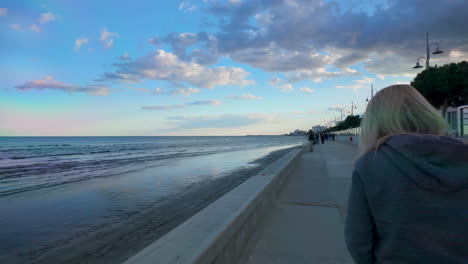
[
  {"x1": 366, "y1": 83, "x2": 375, "y2": 102},
  {"x1": 348, "y1": 101, "x2": 357, "y2": 115},
  {"x1": 413, "y1": 32, "x2": 444, "y2": 69}
]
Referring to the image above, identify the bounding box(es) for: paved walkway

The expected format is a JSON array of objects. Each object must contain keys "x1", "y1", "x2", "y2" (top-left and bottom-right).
[{"x1": 239, "y1": 141, "x2": 358, "y2": 263}]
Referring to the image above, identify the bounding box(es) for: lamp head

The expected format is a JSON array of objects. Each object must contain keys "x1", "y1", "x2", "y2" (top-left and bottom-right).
[
  {"x1": 432, "y1": 48, "x2": 444, "y2": 55},
  {"x1": 413, "y1": 61, "x2": 423, "y2": 69}
]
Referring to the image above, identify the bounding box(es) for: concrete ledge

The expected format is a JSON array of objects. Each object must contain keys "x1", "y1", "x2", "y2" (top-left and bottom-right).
[{"x1": 123, "y1": 144, "x2": 306, "y2": 264}]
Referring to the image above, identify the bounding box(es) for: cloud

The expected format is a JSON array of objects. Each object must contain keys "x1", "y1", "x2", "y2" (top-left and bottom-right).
[
  {"x1": 170, "y1": 87, "x2": 200, "y2": 96},
  {"x1": 15, "y1": 76, "x2": 109, "y2": 96},
  {"x1": 336, "y1": 84, "x2": 364, "y2": 91},
  {"x1": 279, "y1": 83, "x2": 294, "y2": 92},
  {"x1": 328, "y1": 104, "x2": 346, "y2": 112},
  {"x1": 142, "y1": 104, "x2": 185, "y2": 110},
  {"x1": 156, "y1": 0, "x2": 468, "y2": 81},
  {"x1": 38, "y1": 12, "x2": 55, "y2": 24},
  {"x1": 299, "y1": 87, "x2": 314, "y2": 94},
  {"x1": 100, "y1": 28, "x2": 119, "y2": 49},
  {"x1": 74, "y1": 37, "x2": 88, "y2": 51},
  {"x1": 269, "y1": 76, "x2": 282, "y2": 85},
  {"x1": 30, "y1": 24, "x2": 40, "y2": 32},
  {"x1": 186, "y1": 100, "x2": 222, "y2": 106},
  {"x1": 142, "y1": 99, "x2": 222, "y2": 110},
  {"x1": 178, "y1": 1, "x2": 197, "y2": 13},
  {"x1": 0, "y1": 8, "x2": 7, "y2": 16},
  {"x1": 354, "y1": 76, "x2": 375, "y2": 84},
  {"x1": 9, "y1": 24, "x2": 22, "y2": 31},
  {"x1": 228, "y1": 43, "x2": 332, "y2": 72},
  {"x1": 285, "y1": 67, "x2": 360, "y2": 83},
  {"x1": 154, "y1": 88, "x2": 163, "y2": 94},
  {"x1": 149, "y1": 32, "x2": 219, "y2": 66},
  {"x1": 119, "y1": 52, "x2": 131, "y2": 61},
  {"x1": 100, "y1": 49, "x2": 254, "y2": 89},
  {"x1": 127, "y1": 87, "x2": 151, "y2": 93},
  {"x1": 164, "y1": 114, "x2": 271, "y2": 129},
  {"x1": 228, "y1": 93, "x2": 263, "y2": 100}
]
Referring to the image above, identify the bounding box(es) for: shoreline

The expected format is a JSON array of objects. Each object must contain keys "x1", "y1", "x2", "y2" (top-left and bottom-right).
[{"x1": 16, "y1": 146, "x2": 301, "y2": 264}]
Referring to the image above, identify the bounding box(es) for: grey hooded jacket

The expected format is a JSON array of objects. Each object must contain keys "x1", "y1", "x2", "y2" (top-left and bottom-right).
[{"x1": 345, "y1": 134, "x2": 468, "y2": 264}]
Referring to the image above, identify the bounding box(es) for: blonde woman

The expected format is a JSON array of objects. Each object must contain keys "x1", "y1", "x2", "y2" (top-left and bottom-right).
[{"x1": 345, "y1": 84, "x2": 468, "y2": 264}]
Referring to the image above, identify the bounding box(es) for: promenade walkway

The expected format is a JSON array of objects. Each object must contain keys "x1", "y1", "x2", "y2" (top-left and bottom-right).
[{"x1": 239, "y1": 141, "x2": 358, "y2": 263}]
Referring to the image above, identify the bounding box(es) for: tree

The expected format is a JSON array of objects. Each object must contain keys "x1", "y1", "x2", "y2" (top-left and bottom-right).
[
  {"x1": 411, "y1": 61, "x2": 468, "y2": 117},
  {"x1": 324, "y1": 115, "x2": 362, "y2": 133}
]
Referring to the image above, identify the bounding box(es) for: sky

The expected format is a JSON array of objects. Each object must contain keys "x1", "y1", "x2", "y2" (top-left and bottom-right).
[{"x1": 1, "y1": 0, "x2": 467, "y2": 136}]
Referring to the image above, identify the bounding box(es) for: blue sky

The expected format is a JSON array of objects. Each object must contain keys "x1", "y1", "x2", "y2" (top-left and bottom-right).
[{"x1": 1, "y1": 0, "x2": 467, "y2": 136}]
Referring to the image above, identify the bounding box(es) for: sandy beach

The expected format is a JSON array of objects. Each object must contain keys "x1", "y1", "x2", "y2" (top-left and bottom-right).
[{"x1": 11, "y1": 146, "x2": 300, "y2": 264}]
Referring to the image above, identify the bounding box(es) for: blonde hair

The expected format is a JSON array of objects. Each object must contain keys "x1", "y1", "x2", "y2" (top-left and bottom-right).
[{"x1": 359, "y1": 84, "x2": 448, "y2": 155}]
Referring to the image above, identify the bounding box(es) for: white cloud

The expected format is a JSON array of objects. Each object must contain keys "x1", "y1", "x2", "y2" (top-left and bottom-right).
[
  {"x1": 229, "y1": 44, "x2": 332, "y2": 72},
  {"x1": 100, "y1": 28, "x2": 119, "y2": 49},
  {"x1": 127, "y1": 87, "x2": 151, "y2": 93},
  {"x1": 186, "y1": 100, "x2": 222, "y2": 106},
  {"x1": 164, "y1": 114, "x2": 274, "y2": 129},
  {"x1": 142, "y1": 104, "x2": 185, "y2": 110},
  {"x1": 449, "y1": 50, "x2": 468, "y2": 60},
  {"x1": 38, "y1": 12, "x2": 56, "y2": 24},
  {"x1": 190, "y1": 0, "x2": 468, "y2": 80},
  {"x1": 229, "y1": 0, "x2": 242, "y2": 5},
  {"x1": 178, "y1": 1, "x2": 197, "y2": 13},
  {"x1": 228, "y1": 93, "x2": 264, "y2": 100},
  {"x1": 30, "y1": 24, "x2": 40, "y2": 32},
  {"x1": 170, "y1": 87, "x2": 200, "y2": 96},
  {"x1": 154, "y1": 88, "x2": 163, "y2": 94},
  {"x1": 354, "y1": 76, "x2": 375, "y2": 84},
  {"x1": 299, "y1": 87, "x2": 314, "y2": 94},
  {"x1": 336, "y1": 84, "x2": 364, "y2": 90},
  {"x1": 285, "y1": 67, "x2": 360, "y2": 83},
  {"x1": 9, "y1": 24, "x2": 22, "y2": 31},
  {"x1": 119, "y1": 52, "x2": 131, "y2": 61},
  {"x1": 101, "y1": 49, "x2": 254, "y2": 89},
  {"x1": 269, "y1": 76, "x2": 282, "y2": 85},
  {"x1": 142, "y1": 99, "x2": 222, "y2": 110},
  {"x1": 0, "y1": 8, "x2": 8, "y2": 16},
  {"x1": 279, "y1": 83, "x2": 294, "y2": 92},
  {"x1": 16, "y1": 76, "x2": 109, "y2": 96},
  {"x1": 74, "y1": 37, "x2": 88, "y2": 51}
]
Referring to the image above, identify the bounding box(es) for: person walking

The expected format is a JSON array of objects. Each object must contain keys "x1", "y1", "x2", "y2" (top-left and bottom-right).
[
  {"x1": 345, "y1": 84, "x2": 468, "y2": 264},
  {"x1": 320, "y1": 133, "x2": 325, "y2": 144},
  {"x1": 308, "y1": 131, "x2": 315, "y2": 145},
  {"x1": 315, "y1": 133, "x2": 319, "y2": 144}
]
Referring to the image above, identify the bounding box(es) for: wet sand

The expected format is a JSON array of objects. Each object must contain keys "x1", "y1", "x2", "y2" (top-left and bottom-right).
[{"x1": 17, "y1": 146, "x2": 300, "y2": 264}]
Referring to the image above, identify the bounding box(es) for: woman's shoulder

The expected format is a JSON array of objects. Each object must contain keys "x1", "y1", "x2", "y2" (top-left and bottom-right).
[{"x1": 353, "y1": 147, "x2": 395, "y2": 182}]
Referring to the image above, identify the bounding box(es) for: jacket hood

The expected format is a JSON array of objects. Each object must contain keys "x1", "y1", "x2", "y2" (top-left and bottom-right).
[{"x1": 380, "y1": 134, "x2": 468, "y2": 193}]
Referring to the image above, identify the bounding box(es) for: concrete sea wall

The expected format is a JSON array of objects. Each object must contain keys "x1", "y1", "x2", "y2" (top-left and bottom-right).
[{"x1": 123, "y1": 144, "x2": 307, "y2": 264}]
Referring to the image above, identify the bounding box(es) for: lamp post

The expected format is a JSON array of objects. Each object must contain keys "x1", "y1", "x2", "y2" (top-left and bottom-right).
[
  {"x1": 366, "y1": 83, "x2": 375, "y2": 102},
  {"x1": 413, "y1": 32, "x2": 444, "y2": 69},
  {"x1": 348, "y1": 101, "x2": 357, "y2": 115}
]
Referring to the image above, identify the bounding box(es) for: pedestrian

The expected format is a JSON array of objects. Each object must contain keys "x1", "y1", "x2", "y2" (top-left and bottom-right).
[
  {"x1": 345, "y1": 84, "x2": 468, "y2": 264},
  {"x1": 315, "y1": 133, "x2": 319, "y2": 144},
  {"x1": 320, "y1": 133, "x2": 325, "y2": 144},
  {"x1": 308, "y1": 131, "x2": 315, "y2": 145},
  {"x1": 332, "y1": 133, "x2": 335, "y2": 141}
]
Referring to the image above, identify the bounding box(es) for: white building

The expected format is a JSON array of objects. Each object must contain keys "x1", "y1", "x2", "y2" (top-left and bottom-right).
[
  {"x1": 445, "y1": 105, "x2": 468, "y2": 138},
  {"x1": 312, "y1": 125, "x2": 326, "y2": 132}
]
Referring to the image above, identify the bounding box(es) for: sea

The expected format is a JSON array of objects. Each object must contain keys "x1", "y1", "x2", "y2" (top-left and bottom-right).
[{"x1": 0, "y1": 136, "x2": 306, "y2": 263}]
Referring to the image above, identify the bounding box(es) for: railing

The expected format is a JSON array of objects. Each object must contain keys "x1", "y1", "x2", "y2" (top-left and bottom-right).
[{"x1": 334, "y1": 127, "x2": 361, "y2": 136}]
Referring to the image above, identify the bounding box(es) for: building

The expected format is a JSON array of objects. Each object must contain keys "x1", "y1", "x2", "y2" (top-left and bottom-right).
[
  {"x1": 312, "y1": 125, "x2": 326, "y2": 132},
  {"x1": 443, "y1": 105, "x2": 468, "y2": 138}
]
